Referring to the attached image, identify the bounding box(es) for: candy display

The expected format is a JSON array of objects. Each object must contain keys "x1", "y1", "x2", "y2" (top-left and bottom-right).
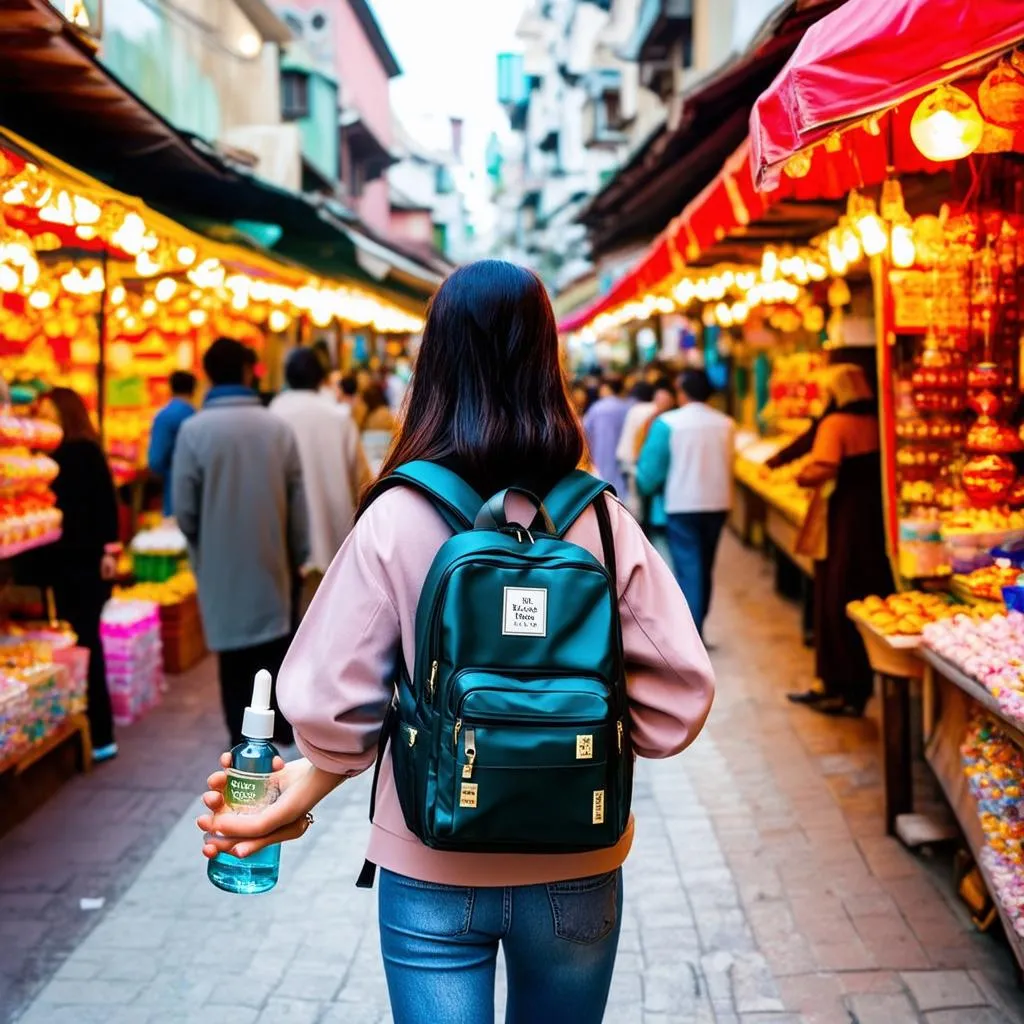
[
  {"x1": 129, "y1": 525, "x2": 189, "y2": 583},
  {"x1": 961, "y1": 719, "x2": 1024, "y2": 938},
  {"x1": 100, "y1": 600, "x2": 163, "y2": 726},
  {"x1": 114, "y1": 570, "x2": 197, "y2": 606},
  {"x1": 0, "y1": 628, "x2": 86, "y2": 765},
  {"x1": 0, "y1": 405, "x2": 63, "y2": 558},
  {"x1": 734, "y1": 452, "x2": 812, "y2": 524},
  {"x1": 954, "y1": 564, "x2": 1022, "y2": 601},
  {"x1": 924, "y1": 611, "x2": 1024, "y2": 724},
  {"x1": 848, "y1": 591, "x2": 987, "y2": 637}
]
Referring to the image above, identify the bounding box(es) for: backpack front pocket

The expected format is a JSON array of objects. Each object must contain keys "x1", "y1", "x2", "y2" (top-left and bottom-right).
[{"x1": 431, "y1": 672, "x2": 621, "y2": 850}]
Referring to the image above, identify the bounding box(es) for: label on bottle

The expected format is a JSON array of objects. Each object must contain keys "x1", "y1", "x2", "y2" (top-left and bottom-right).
[{"x1": 225, "y1": 768, "x2": 280, "y2": 814}]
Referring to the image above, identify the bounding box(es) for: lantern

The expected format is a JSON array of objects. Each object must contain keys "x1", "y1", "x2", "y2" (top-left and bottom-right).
[
  {"x1": 979, "y1": 59, "x2": 1024, "y2": 127},
  {"x1": 962, "y1": 454, "x2": 1016, "y2": 507},
  {"x1": 910, "y1": 86, "x2": 984, "y2": 162}
]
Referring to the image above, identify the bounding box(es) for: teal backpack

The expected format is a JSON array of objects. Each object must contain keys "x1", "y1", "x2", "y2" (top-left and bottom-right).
[{"x1": 356, "y1": 461, "x2": 632, "y2": 887}]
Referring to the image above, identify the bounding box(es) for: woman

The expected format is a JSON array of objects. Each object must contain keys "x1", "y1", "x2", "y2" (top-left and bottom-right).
[
  {"x1": 23, "y1": 388, "x2": 120, "y2": 760},
  {"x1": 786, "y1": 364, "x2": 894, "y2": 717},
  {"x1": 198, "y1": 261, "x2": 714, "y2": 1023}
]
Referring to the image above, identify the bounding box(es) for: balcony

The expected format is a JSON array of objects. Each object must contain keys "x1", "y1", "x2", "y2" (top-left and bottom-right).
[
  {"x1": 625, "y1": 0, "x2": 693, "y2": 63},
  {"x1": 582, "y1": 68, "x2": 629, "y2": 149}
]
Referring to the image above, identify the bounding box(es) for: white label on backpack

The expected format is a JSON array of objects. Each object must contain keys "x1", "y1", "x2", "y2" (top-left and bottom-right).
[{"x1": 502, "y1": 587, "x2": 547, "y2": 637}]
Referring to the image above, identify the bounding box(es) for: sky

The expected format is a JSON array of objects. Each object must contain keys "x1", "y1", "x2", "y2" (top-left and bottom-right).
[{"x1": 370, "y1": 0, "x2": 527, "y2": 235}]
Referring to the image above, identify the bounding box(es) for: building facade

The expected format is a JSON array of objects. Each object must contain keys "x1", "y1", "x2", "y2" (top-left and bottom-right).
[{"x1": 496, "y1": 0, "x2": 782, "y2": 298}]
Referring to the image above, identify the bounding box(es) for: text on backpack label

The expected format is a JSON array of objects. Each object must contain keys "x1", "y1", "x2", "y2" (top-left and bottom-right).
[{"x1": 502, "y1": 587, "x2": 548, "y2": 637}]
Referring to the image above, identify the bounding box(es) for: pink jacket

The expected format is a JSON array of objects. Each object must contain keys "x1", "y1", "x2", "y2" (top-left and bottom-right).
[{"x1": 277, "y1": 487, "x2": 715, "y2": 886}]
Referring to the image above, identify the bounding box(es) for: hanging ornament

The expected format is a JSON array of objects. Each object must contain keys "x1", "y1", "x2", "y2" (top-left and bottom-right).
[
  {"x1": 979, "y1": 58, "x2": 1024, "y2": 127},
  {"x1": 910, "y1": 85, "x2": 984, "y2": 161},
  {"x1": 962, "y1": 454, "x2": 1016, "y2": 506},
  {"x1": 891, "y1": 219, "x2": 917, "y2": 268},
  {"x1": 976, "y1": 121, "x2": 1015, "y2": 153},
  {"x1": 879, "y1": 175, "x2": 907, "y2": 222},
  {"x1": 783, "y1": 151, "x2": 812, "y2": 179}
]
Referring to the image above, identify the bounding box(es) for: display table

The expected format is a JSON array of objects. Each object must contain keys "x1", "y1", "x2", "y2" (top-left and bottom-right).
[{"x1": 918, "y1": 648, "x2": 1024, "y2": 973}]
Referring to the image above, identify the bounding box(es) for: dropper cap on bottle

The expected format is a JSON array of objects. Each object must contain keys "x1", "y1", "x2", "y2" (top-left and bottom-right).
[{"x1": 241, "y1": 669, "x2": 275, "y2": 740}]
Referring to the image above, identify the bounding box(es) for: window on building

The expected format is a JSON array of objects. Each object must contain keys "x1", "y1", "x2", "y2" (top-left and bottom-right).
[
  {"x1": 433, "y1": 223, "x2": 448, "y2": 254},
  {"x1": 281, "y1": 71, "x2": 310, "y2": 121},
  {"x1": 435, "y1": 165, "x2": 454, "y2": 195}
]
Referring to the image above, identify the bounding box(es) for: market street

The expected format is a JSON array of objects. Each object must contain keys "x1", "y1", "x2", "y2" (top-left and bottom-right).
[{"x1": 3, "y1": 534, "x2": 1023, "y2": 1024}]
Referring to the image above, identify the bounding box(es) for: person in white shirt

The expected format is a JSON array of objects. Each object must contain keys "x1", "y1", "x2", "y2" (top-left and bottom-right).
[
  {"x1": 270, "y1": 349, "x2": 371, "y2": 608},
  {"x1": 635, "y1": 369, "x2": 735, "y2": 638}
]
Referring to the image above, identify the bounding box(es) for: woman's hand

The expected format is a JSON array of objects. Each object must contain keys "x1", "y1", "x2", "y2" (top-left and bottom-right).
[{"x1": 198, "y1": 754, "x2": 345, "y2": 859}]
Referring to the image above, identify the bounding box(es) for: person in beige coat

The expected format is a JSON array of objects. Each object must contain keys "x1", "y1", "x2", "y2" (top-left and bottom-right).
[{"x1": 270, "y1": 348, "x2": 371, "y2": 606}]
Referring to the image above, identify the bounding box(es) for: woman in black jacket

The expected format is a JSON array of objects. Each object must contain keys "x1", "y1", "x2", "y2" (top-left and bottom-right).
[{"x1": 24, "y1": 388, "x2": 120, "y2": 760}]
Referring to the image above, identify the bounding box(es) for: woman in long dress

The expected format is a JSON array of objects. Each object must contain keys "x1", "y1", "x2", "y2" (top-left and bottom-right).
[{"x1": 787, "y1": 364, "x2": 894, "y2": 716}]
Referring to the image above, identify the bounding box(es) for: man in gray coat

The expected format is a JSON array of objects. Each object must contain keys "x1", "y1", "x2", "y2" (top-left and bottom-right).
[{"x1": 173, "y1": 337, "x2": 310, "y2": 747}]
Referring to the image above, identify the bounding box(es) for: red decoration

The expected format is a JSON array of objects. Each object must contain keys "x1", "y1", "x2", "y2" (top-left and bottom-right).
[{"x1": 962, "y1": 454, "x2": 1017, "y2": 506}]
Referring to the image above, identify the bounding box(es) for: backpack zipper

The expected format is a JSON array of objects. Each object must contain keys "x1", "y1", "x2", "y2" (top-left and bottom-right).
[
  {"x1": 427, "y1": 660, "x2": 439, "y2": 703},
  {"x1": 617, "y1": 719, "x2": 623, "y2": 753}
]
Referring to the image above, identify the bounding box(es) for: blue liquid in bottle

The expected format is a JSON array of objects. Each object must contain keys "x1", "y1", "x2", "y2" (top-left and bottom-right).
[{"x1": 207, "y1": 670, "x2": 282, "y2": 895}]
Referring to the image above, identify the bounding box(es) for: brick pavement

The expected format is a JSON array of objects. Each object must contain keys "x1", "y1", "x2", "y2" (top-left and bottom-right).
[{"x1": 5, "y1": 533, "x2": 1024, "y2": 1023}]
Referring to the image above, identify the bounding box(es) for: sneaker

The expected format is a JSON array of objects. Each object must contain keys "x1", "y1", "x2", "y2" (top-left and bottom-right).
[{"x1": 92, "y1": 743, "x2": 119, "y2": 764}]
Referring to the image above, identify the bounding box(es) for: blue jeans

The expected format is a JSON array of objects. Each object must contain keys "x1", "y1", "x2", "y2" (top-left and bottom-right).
[
  {"x1": 379, "y1": 868, "x2": 623, "y2": 1023},
  {"x1": 665, "y1": 511, "x2": 727, "y2": 637}
]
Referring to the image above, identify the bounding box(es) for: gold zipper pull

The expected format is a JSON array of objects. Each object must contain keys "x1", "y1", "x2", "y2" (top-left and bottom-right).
[
  {"x1": 463, "y1": 728, "x2": 476, "y2": 780},
  {"x1": 406, "y1": 726, "x2": 417, "y2": 747},
  {"x1": 453, "y1": 718, "x2": 462, "y2": 751},
  {"x1": 427, "y1": 660, "x2": 439, "y2": 702},
  {"x1": 617, "y1": 720, "x2": 624, "y2": 754}
]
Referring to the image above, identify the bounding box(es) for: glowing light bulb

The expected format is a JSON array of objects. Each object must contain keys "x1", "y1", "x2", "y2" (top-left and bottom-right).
[
  {"x1": 827, "y1": 234, "x2": 849, "y2": 276},
  {"x1": 891, "y1": 221, "x2": 916, "y2": 268},
  {"x1": 113, "y1": 212, "x2": 148, "y2": 256},
  {"x1": 268, "y1": 309, "x2": 291, "y2": 333},
  {"x1": 761, "y1": 249, "x2": 779, "y2": 282},
  {"x1": 141, "y1": 298, "x2": 157, "y2": 317},
  {"x1": 110, "y1": 284, "x2": 127, "y2": 306},
  {"x1": 841, "y1": 224, "x2": 862, "y2": 264},
  {"x1": 28, "y1": 289, "x2": 52, "y2": 310},
  {"x1": 154, "y1": 277, "x2": 177, "y2": 302},
  {"x1": 0, "y1": 265, "x2": 19, "y2": 292},
  {"x1": 176, "y1": 245, "x2": 197, "y2": 267},
  {"x1": 715, "y1": 302, "x2": 733, "y2": 327},
  {"x1": 910, "y1": 85, "x2": 984, "y2": 161},
  {"x1": 188, "y1": 308, "x2": 208, "y2": 327},
  {"x1": 731, "y1": 301, "x2": 749, "y2": 325},
  {"x1": 856, "y1": 208, "x2": 889, "y2": 257}
]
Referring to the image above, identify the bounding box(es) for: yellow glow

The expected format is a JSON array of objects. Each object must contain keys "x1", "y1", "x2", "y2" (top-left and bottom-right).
[
  {"x1": 910, "y1": 85, "x2": 984, "y2": 161},
  {"x1": 28, "y1": 289, "x2": 52, "y2": 310},
  {"x1": 268, "y1": 309, "x2": 291, "y2": 333},
  {"x1": 141, "y1": 298, "x2": 157, "y2": 317},
  {"x1": 891, "y1": 221, "x2": 916, "y2": 268},
  {"x1": 715, "y1": 302, "x2": 733, "y2": 327},
  {"x1": 731, "y1": 301, "x2": 749, "y2": 325},
  {"x1": 112, "y1": 212, "x2": 148, "y2": 256},
  {"x1": 72, "y1": 195, "x2": 101, "y2": 225},
  {"x1": 154, "y1": 277, "x2": 177, "y2": 302},
  {"x1": 109, "y1": 284, "x2": 127, "y2": 306},
  {"x1": 761, "y1": 248, "x2": 779, "y2": 282},
  {"x1": 841, "y1": 225, "x2": 862, "y2": 264},
  {"x1": 38, "y1": 190, "x2": 74, "y2": 226},
  {"x1": 135, "y1": 251, "x2": 162, "y2": 277},
  {"x1": 0, "y1": 265, "x2": 19, "y2": 292},
  {"x1": 783, "y1": 151, "x2": 812, "y2": 179},
  {"x1": 856, "y1": 211, "x2": 888, "y2": 257},
  {"x1": 176, "y1": 245, "x2": 197, "y2": 267},
  {"x1": 75, "y1": 225, "x2": 97, "y2": 241},
  {"x1": 188, "y1": 309, "x2": 208, "y2": 327}
]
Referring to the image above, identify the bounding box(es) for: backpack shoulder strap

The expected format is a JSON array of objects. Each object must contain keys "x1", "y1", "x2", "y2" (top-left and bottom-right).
[
  {"x1": 364, "y1": 460, "x2": 483, "y2": 533},
  {"x1": 543, "y1": 470, "x2": 614, "y2": 538}
]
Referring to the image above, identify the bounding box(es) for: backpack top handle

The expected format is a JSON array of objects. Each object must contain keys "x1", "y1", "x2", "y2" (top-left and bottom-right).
[{"x1": 473, "y1": 487, "x2": 557, "y2": 536}]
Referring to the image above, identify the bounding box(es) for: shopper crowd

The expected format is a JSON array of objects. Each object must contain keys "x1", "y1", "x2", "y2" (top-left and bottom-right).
[{"x1": 574, "y1": 363, "x2": 735, "y2": 640}]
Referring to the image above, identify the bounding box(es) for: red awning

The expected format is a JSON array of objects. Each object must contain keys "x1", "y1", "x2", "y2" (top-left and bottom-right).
[
  {"x1": 751, "y1": 0, "x2": 1024, "y2": 190},
  {"x1": 558, "y1": 125, "x2": 944, "y2": 334}
]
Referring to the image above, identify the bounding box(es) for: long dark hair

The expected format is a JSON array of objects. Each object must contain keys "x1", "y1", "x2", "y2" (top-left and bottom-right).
[
  {"x1": 46, "y1": 387, "x2": 99, "y2": 445},
  {"x1": 366, "y1": 260, "x2": 584, "y2": 508}
]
